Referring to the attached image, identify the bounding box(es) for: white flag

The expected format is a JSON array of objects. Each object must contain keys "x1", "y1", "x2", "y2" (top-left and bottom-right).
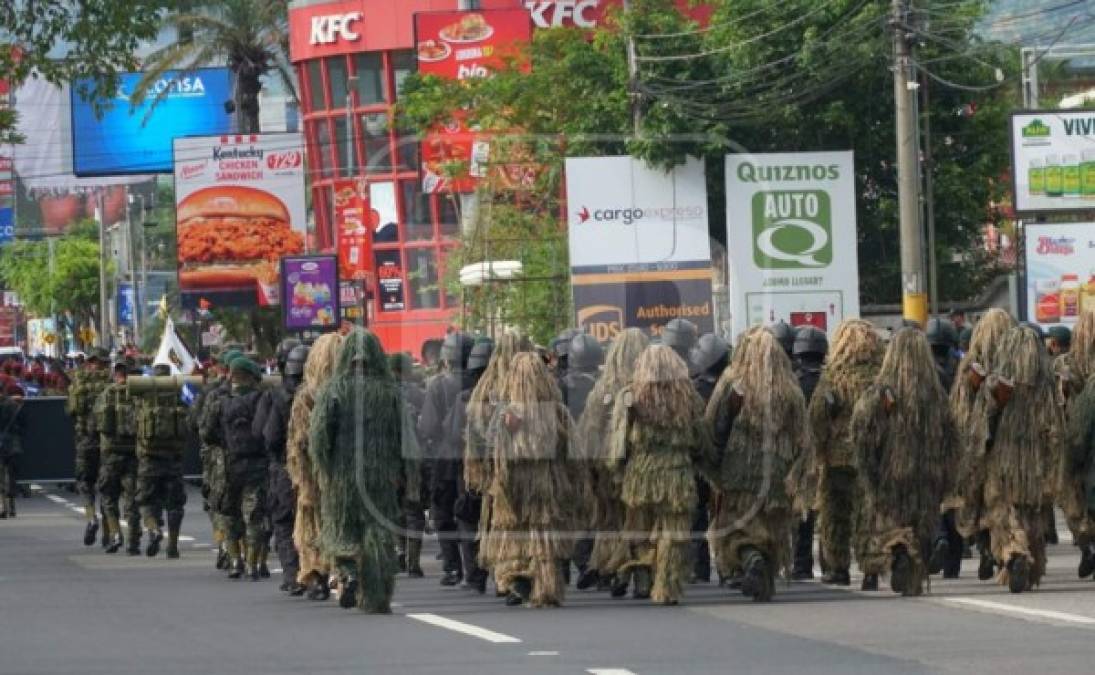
[{"x1": 153, "y1": 317, "x2": 197, "y2": 375}]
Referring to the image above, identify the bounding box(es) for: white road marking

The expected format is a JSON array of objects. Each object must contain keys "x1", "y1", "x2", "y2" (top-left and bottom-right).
[
  {"x1": 406, "y1": 613, "x2": 522, "y2": 644},
  {"x1": 29, "y1": 484, "x2": 42, "y2": 491},
  {"x1": 527, "y1": 651, "x2": 559, "y2": 656},
  {"x1": 588, "y1": 669, "x2": 639, "y2": 675},
  {"x1": 941, "y1": 597, "x2": 1095, "y2": 626},
  {"x1": 45, "y1": 495, "x2": 67, "y2": 504}
]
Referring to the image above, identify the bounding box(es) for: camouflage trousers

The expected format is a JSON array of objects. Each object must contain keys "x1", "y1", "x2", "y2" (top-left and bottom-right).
[
  {"x1": 221, "y1": 462, "x2": 268, "y2": 551},
  {"x1": 96, "y1": 447, "x2": 140, "y2": 541},
  {"x1": 1061, "y1": 475, "x2": 1094, "y2": 548},
  {"x1": 200, "y1": 444, "x2": 228, "y2": 543},
  {"x1": 818, "y1": 466, "x2": 868, "y2": 573},
  {"x1": 136, "y1": 455, "x2": 186, "y2": 529},
  {"x1": 708, "y1": 490, "x2": 791, "y2": 579},
  {"x1": 859, "y1": 503, "x2": 935, "y2": 595},
  {"x1": 74, "y1": 438, "x2": 101, "y2": 511}
]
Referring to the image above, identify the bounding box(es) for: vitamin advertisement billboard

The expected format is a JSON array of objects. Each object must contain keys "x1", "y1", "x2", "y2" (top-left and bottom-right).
[
  {"x1": 1011, "y1": 111, "x2": 1095, "y2": 214},
  {"x1": 1024, "y1": 222, "x2": 1095, "y2": 328}
]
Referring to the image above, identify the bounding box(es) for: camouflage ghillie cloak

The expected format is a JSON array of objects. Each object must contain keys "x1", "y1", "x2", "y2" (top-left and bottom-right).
[
  {"x1": 1058, "y1": 309, "x2": 1095, "y2": 402},
  {"x1": 577, "y1": 328, "x2": 649, "y2": 574},
  {"x1": 851, "y1": 328, "x2": 958, "y2": 581},
  {"x1": 481, "y1": 352, "x2": 579, "y2": 607},
  {"x1": 309, "y1": 329, "x2": 414, "y2": 558},
  {"x1": 809, "y1": 320, "x2": 882, "y2": 470},
  {"x1": 610, "y1": 345, "x2": 708, "y2": 603},
  {"x1": 287, "y1": 333, "x2": 341, "y2": 582},
  {"x1": 1066, "y1": 378, "x2": 1095, "y2": 520},
  {"x1": 464, "y1": 332, "x2": 532, "y2": 493}
]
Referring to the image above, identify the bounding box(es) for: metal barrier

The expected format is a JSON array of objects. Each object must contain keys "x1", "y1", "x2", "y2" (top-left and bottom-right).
[{"x1": 14, "y1": 397, "x2": 201, "y2": 484}]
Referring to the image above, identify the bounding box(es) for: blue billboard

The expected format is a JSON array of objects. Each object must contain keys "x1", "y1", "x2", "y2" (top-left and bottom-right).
[
  {"x1": 71, "y1": 68, "x2": 235, "y2": 177},
  {"x1": 0, "y1": 207, "x2": 12, "y2": 245},
  {"x1": 117, "y1": 283, "x2": 135, "y2": 327}
]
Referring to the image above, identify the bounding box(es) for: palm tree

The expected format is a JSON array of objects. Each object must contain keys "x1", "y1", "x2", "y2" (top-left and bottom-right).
[{"x1": 134, "y1": 0, "x2": 296, "y2": 133}]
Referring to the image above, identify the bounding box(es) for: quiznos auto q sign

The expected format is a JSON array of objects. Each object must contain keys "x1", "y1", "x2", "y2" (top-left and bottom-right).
[{"x1": 724, "y1": 151, "x2": 860, "y2": 337}]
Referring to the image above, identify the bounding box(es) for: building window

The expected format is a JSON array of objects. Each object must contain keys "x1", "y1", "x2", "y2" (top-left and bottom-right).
[
  {"x1": 407, "y1": 248, "x2": 441, "y2": 310},
  {"x1": 402, "y1": 181, "x2": 433, "y2": 242},
  {"x1": 333, "y1": 116, "x2": 353, "y2": 177},
  {"x1": 361, "y1": 112, "x2": 392, "y2": 172},
  {"x1": 391, "y1": 51, "x2": 415, "y2": 101},
  {"x1": 439, "y1": 193, "x2": 460, "y2": 238},
  {"x1": 396, "y1": 131, "x2": 419, "y2": 172},
  {"x1": 313, "y1": 119, "x2": 333, "y2": 179},
  {"x1": 328, "y1": 56, "x2": 349, "y2": 108},
  {"x1": 307, "y1": 59, "x2": 326, "y2": 111},
  {"x1": 353, "y1": 53, "x2": 385, "y2": 105},
  {"x1": 370, "y1": 181, "x2": 400, "y2": 244}
]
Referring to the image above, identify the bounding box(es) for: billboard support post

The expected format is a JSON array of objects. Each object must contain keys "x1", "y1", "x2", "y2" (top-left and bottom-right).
[{"x1": 96, "y1": 192, "x2": 109, "y2": 348}]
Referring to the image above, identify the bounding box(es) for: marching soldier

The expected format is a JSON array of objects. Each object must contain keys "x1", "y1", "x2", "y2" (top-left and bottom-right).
[
  {"x1": 191, "y1": 349, "x2": 239, "y2": 569},
  {"x1": 661, "y1": 319, "x2": 698, "y2": 367},
  {"x1": 67, "y1": 348, "x2": 111, "y2": 547},
  {"x1": 687, "y1": 333, "x2": 730, "y2": 584},
  {"x1": 135, "y1": 364, "x2": 189, "y2": 559},
  {"x1": 790, "y1": 326, "x2": 827, "y2": 580},
  {"x1": 94, "y1": 358, "x2": 142, "y2": 554},
  {"x1": 390, "y1": 351, "x2": 427, "y2": 579},
  {"x1": 0, "y1": 379, "x2": 23, "y2": 519}
]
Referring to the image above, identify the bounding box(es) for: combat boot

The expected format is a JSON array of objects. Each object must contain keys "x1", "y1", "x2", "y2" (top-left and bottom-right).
[
  {"x1": 505, "y1": 577, "x2": 532, "y2": 606},
  {"x1": 977, "y1": 531, "x2": 996, "y2": 581},
  {"x1": 105, "y1": 533, "x2": 123, "y2": 554},
  {"x1": 740, "y1": 547, "x2": 772, "y2": 602},
  {"x1": 103, "y1": 515, "x2": 123, "y2": 554},
  {"x1": 145, "y1": 528, "x2": 164, "y2": 557},
  {"x1": 822, "y1": 568, "x2": 851, "y2": 586},
  {"x1": 890, "y1": 545, "x2": 912, "y2": 595},
  {"x1": 576, "y1": 568, "x2": 600, "y2": 590},
  {"x1": 6, "y1": 497, "x2": 12, "y2": 518},
  {"x1": 226, "y1": 540, "x2": 244, "y2": 579},
  {"x1": 215, "y1": 543, "x2": 229, "y2": 570},
  {"x1": 165, "y1": 510, "x2": 183, "y2": 560},
  {"x1": 632, "y1": 567, "x2": 652, "y2": 600},
  {"x1": 306, "y1": 571, "x2": 330, "y2": 601},
  {"x1": 258, "y1": 544, "x2": 271, "y2": 578},
  {"x1": 406, "y1": 538, "x2": 424, "y2": 578},
  {"x1": 861, "y1": 574, "x2": 879, "y2": 591},
  {"x1": 609, "y1": 572, "x2": 629, "y2": 598},
  {"x1": 339, "y1": 575, "x2": 359, "y2": 609},
  {"x1": 1078, "y1": 542, "x2": 1095, "y2": 579},
  {"x1": 927, "y1": 537, "x2": 949, "y2": 575},
  {"x1": 83, "y1": 507, "x2": 100, "y2": 546},
  {"x1": 248, "y1": 553, "x2": 261, "y2": 581},
  {"x1": 1007, "y1": 555, "x2": 1030, "y2": 594}
]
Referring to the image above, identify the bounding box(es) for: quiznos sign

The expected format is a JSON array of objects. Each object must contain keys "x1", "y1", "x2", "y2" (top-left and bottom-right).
[{"x1": 725, "y1": 151, "x2": 860, "y2": 338}]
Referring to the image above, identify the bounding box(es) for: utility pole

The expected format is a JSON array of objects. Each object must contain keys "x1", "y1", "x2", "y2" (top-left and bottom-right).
[
  {"x1": 921, "y1": 69, "x2": 939, "y2": 318},
  {"x1": 623, "y1": 0, "x2": 641, "y2": 136},
  {"x1": 892, "y1": 0, "x2": 927, "y2": 327}
]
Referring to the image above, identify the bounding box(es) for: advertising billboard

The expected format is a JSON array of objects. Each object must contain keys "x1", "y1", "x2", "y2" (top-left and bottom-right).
[
  {"x1": 117, "y1": 283, "x2": 135, "y2": 327},
  {"x1": 1023, "y1": 222, "x2": 1095, "y2": 328},
  {"x1": 72, "y1": 68, "x2": 234, "y2": 177},
  {"x1": 724, "y1": 151, "x2": 860, "y2": 338},
  {"x1": 415, "y1": 9, "x2": 532, "y2": 80},
  {"x1": 281, "y1": 255, "x2": 340, "y2": 331},
  {"x1": 173, "y1": 133, "x2": 308, "y2": 309},
  {"x1": 1009, "y1": 111, "x2": 1095, "y2": 214},
  {"x1": 333, "y1": 178, "x2": 373, "y2": 280},
  {"x1": 565, "y1": 156, "x2": 714, "y2": 338}
]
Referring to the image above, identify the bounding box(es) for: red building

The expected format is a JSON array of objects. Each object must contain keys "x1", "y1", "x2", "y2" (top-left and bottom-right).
[{"x1": 287, "y1": 0, "x2": 710, "y2": 356}]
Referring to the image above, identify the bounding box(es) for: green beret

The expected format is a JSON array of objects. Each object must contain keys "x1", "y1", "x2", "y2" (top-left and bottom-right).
[
  {"x1": 1048, "y1": 325, "x2": 1072, "y2": 346},
  {"x1": 229, "y1": 357, "x2": 262, "y2": 379},
  {"x1": 219, "y1": 349, "x2": 243, "y2": 366}
]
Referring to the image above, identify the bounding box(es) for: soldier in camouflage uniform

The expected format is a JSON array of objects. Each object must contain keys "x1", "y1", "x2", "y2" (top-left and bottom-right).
[
  {"x1": 94, "y1": 358, "x2": 142, "y2": 554},
  {"x1": 0, "y1": 380, "x2": 24, "y2": 519},
  {"x1": 66, "y1": 348, "x2": 111, "y2": 546},
  {"x1": 135, "y1": 364, "x2": 189, "y2": 558},
  {"x1": 191, "y1": 350, "x2": 238, "y2": 569}
]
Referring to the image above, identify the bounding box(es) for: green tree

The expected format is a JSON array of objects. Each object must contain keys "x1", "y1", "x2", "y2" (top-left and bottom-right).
[
  {"x1": 135, "y1": 0, "x2": 295, "y2": 132},
  {"x1": 0, "y1": 0, "x2": 165, "y2": 143},
  {"x1": 0, "y1": 220, "x2": 108, "y2": 347}
]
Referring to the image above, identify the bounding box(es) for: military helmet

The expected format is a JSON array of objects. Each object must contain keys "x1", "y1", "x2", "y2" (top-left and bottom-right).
[
  {"x1": 661, "y1": 319, "x2": 698, "y2": 355},
  {"x1": 467, "y1": 338, "x2": 495, "y2": 372},
  {"x1": 925, "y1": 318, "x2": 958, "y2": 349},
  {"x1": 1019, "y1": 321, "x2": 1045, "y2": 341},
  {"x1": 276, "y1": 338, "x2": 302, "y2": 364},
  {"x1": 568, "y1": 333, "x2": 604, "y2": 370},
  {"x1": 1047, "y1": 325, "x2": 1072, "y2": 348},
  {"x1": 551, "y1": 329, "x2": 581, "y2": 359},
  {"x1": 285, "y1": 344, "x2": 309, "y2": 376},
  {"x1": 690, "y1": 333, "x2": 730, "y2": 374},
  {"x1": 440, "y1": 332, "x2": 475, "y2": 369},
  {"x1": 792, "y1": 326, "x2": 829, "y2": 357},
  {"x1": 767, "y1": 321, "x2": 795, "y2": 355}
]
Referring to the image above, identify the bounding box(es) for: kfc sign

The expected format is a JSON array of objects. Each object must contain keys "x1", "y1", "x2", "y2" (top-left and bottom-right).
[
  {"x1": 310, "y1": 11, "x2": 362, "y2": 45},
  {"x1": 526, "y1": 0, "x2": 603, "y2": 28}
]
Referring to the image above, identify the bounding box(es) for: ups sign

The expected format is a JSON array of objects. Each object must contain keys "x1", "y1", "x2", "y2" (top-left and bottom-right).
[{"x1": 577, "y1": 304, "x2": 623, "y2": 342}]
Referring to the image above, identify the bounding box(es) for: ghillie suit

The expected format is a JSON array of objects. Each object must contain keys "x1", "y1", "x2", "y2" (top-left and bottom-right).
[
  {"x1": 464, "y1": 332, "x2": 532, "y2": 589},
  {"x1": 809, "y1": 320, "x2": 882, "y2": 585},
  {"x1": 309, "y1": 328, "x2": 416, "y2": 613},
  {"x1": 966, "y1": 327, "x2": 1061, "y2": 592},
  {"x1": 576, "y1": 328, "x2": 649, "y2": 587},
  {"x1": 1057, "y1": 309, "x2": 1095, "y2": 574},
  {"x1": 705, "y1": 328, "x2": 808, "y2": 602},
  {"x1": 851, "y1": 328, "x2": 958, "y2": 596},
  {"x1": 609, "y1": 345, "x2": 709, "y2": 604},
  {"x1": 950, "y1": 308, "x2": 1015, "y2": 537},
  {"x1": 287, "y1": 333, "x2": 342, "y2": 595},
  {"x1": 480, "y1": 352, "x2": 578, "y2": 607}
]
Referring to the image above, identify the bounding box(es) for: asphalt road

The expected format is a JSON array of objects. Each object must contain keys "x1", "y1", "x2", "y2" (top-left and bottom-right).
[{"x1": 2, "y1": 485, "x2": 1094, "y2": 675}]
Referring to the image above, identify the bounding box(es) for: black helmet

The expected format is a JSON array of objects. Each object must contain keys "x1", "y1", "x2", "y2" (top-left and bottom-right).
[
  {"x1": 568, "y1": 333, "x2": 604, "y2": 371},
  {"x1": 792, "y1": 326, "x2": 828, "y2": 357},
  {"x1": 467, "y1": 338, "x2": 495, "y2": 372},
  {"x1": 767, "y1": 321, "x2": 795, "y2": 355},
  {"x1": 662, "y1": 319, "x2": 698, "y2": 356},
  {"x1": 285, "y1": 344, "x2": 309, "y2": 377},
  {"x1": 551, "y1": 329, "x2": 581, "y2": 359},
  {"x1": 925, "y1": 318, "x2": 958, "y2": 349},
  {"x1": 690, "y1": 333, "x2": 730, "y2": 374},
  {"x1": 441, "y1": 332, "x2": 475, "y2": 369}
]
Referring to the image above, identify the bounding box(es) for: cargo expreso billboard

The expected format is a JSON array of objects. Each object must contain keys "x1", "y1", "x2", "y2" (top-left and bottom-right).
[
  {"x1": 565, "y1": 156, "x2": 714, "y2": 340},
  {"x1": 72, "y1": 68, "x2": 234, "y2": 176},
  {"x1": 725, "y1": 151, "x2": 860, "y2": 337}
]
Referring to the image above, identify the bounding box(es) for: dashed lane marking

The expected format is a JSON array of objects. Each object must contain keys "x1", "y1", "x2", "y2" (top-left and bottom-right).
[
  {"x1": 939, "y1": 597, "x2": 1095, "y2": 627},
  {"x1": 45, "y1": 495, "x2": 67, "y2": 504},
  {"x1": 527, "y1": 651, "x2": 559, "y2": 656},
  {"x1": 587, "y1": 670, "x2": 639, "y2": 675},
  {"x1": 406, "y1": 613, "x2": 522, "y2": 644}
]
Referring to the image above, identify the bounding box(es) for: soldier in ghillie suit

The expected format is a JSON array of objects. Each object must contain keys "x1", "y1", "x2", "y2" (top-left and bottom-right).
[
  {"x1": 309, "y1": 328, "x2": 416, "y2": 613},
  {"x1": 966, "y1": 326, "x2": 1062, "y2": 593},
  {"x1": 287, "y1": 333, "x2": 342, "y2": 600},
  {"x1": 135, "y1": 364, "x2": 189, "y2": 559},
  {"x1": 950, "y1": 308, "x2": 1015, "y2": 580},
  {"x1": 809, "y1": 319, "x2": 882, "y2": 589},
  {"x1": 464, "y1": 331, "x2": 533, "y2": 593},
  {"x1": 481, "y1": 352, "x2": 579, "y2": 608},
  {"x1": 609, "y1": 345, "x2": 710, "y2": 604},
  {"x1": 851, "y1": 328, "x2": 958, "y2": 596},
  {"x1": 67, "y1": 348, "x2": 111, "y2": 547},
  {"x1": 94, "y1": 358, "x2": 142, "y2": 554},
  {"x1": 1056, "y1": 309, "x2": 1095, "y2": 579},
  {"x1": 705, "y1": 328, "x2": 808, "y2": 602}
]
